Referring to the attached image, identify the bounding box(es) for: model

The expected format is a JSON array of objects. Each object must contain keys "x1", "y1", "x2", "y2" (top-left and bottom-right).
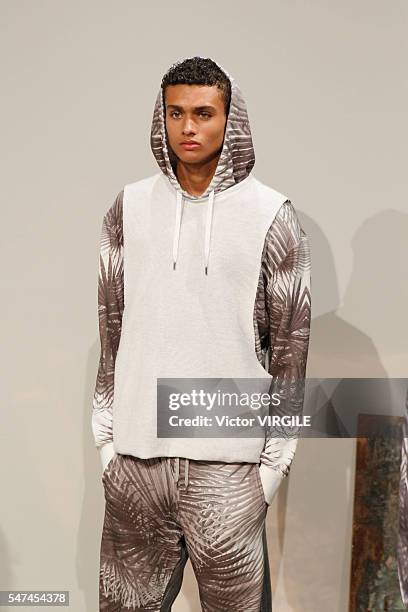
[{"x1": 92, "y1": 56, "x2": 312, "y2": 611}]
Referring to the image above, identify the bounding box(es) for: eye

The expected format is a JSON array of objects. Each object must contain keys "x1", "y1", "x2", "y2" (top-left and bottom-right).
[
  {"x1": 199, "y1": 112, "x2": 211, "y2": 118},
  {"x1": 170, "y1": 110, "x2": 181, "y2": 119}
]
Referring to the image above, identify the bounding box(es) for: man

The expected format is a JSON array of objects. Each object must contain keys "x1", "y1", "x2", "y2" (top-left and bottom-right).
[{"x1": 92, "y1": 56, "x2": 311, "y2": 611}]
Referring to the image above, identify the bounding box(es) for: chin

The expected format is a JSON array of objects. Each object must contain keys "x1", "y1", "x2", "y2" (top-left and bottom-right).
[{"x1": 177, "y1": 149, "x2": 204, "y2": 163}]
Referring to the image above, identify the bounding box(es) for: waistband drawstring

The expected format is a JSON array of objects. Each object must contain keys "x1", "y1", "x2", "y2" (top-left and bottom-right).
[
  {"x1": 185, "y1": 458, "x2": 189, "y2": 488},
  {"x1": 173, "y1": 457, "x2": 190, "y2": 490}
]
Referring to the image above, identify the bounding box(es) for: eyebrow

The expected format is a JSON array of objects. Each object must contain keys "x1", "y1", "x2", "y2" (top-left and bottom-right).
[{"x1": 166, "y1": 104, "x2": 217, "y2": 112}]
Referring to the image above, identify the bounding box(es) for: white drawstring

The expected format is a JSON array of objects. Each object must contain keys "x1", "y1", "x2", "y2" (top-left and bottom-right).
[
  {"x1": 172, "y1": 189, "x2": 215, "y2": 274},
  {"x1": 184, "y1": 458, "x2": 189, "y2": 488},
  {"x1": 204, "y1": 190, "x2": 215, "y2": 275},
  {"x1": 172, "y1": 457, "x2": 190, "y2": 490},
  {"x1": 172, "y1": 190, "x2": 184, "y2": 271}
]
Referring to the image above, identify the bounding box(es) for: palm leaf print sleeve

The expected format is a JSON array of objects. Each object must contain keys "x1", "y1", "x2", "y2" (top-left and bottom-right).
[
  {"x1": 91, "y1": 190, "x2": 124, "y2": 468},
  {"x1": 258, "y1": 200, "x2": 312, "y2": 506}
]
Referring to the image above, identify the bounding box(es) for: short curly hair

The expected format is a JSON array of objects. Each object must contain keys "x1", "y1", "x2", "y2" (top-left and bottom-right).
[{"x1": 161, "y1": 56, "x2": 231, "y2": 115}]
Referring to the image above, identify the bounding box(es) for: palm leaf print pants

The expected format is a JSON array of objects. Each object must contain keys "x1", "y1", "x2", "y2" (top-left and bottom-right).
[{"x1": 99, "y1": 454, "x2": 271, "y2": 611}]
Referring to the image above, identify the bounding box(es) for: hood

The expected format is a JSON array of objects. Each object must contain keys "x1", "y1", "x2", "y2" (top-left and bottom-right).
[{"x1": 150, "y1": 57, "x2": 255, "y2": 274}]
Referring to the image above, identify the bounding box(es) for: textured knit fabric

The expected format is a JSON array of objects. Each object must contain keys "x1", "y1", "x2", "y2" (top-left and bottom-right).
[
  {"x1": 92, "y1": 191, "x2": 311, "y2": 504},
  {"x1": 99, "y1": 454, "x2": 267, "y2": 611},
  {"x1": 92, "y1": 58, "x2": 312, "y2": 506}
]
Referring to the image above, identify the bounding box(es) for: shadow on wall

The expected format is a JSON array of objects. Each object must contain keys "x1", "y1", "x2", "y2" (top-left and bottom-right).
[{"x1": 268, "y1": 209, "x2": 407, "y2": 611}]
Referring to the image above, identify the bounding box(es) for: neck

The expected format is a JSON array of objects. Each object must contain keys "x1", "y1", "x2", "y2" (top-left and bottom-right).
[{"x1": 176, "y1": 154, "x2": 220, "y2": 197}]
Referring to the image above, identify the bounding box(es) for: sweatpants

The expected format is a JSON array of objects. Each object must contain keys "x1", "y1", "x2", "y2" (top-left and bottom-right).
[{"x1": 99, "y1": 454, "x2": 271, "y2": 612}]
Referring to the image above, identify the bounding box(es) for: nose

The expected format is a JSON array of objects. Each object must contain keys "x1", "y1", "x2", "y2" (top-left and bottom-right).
[{"x1": 182, "y1": 117, "x2": 196, "y2": 134}]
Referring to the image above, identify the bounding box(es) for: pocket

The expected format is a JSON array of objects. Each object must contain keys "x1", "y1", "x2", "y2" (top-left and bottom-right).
[
  {"x1": 255, "y1": 465, "x2": 270, "y2": 514},
  {"x1": 254, "y1": 463, "x2": 266, "y2": 503},
  {"x1": 102, "y1": 453, "x2": 118, "y2": 482}
]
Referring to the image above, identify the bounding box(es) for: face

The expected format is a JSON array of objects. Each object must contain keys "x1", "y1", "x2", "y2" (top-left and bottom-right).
[{"x1": 164, "y1": 84, "x2": 227, "y2": 165}]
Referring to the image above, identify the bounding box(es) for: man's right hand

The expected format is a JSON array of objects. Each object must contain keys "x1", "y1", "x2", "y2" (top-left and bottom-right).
[{"x1": 99, "y1": 441, "x2": 116, "y2": 472}]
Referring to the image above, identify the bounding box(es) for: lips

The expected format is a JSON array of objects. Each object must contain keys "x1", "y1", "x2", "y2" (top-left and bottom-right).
[{"x1": 180, "y1": 142, "x2": 201, "y2": 150}]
